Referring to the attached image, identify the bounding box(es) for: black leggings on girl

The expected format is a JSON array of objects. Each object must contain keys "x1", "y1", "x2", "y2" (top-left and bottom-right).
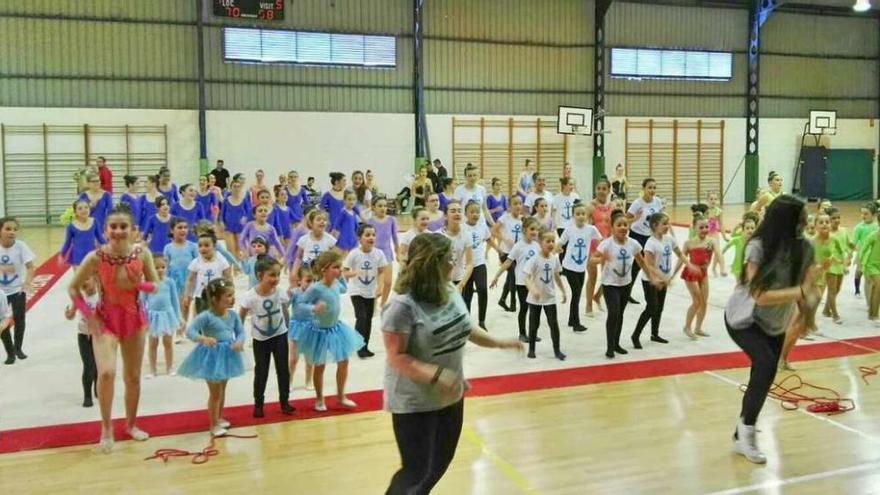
[
  {"x1": 77, "y1": 334, "x2": 96, "y2": 406},
  {"x1": 627, "y1": 231, "x2": 650, "y2": 298},
  {"x1": 463, "y1": 264, "x2": 488, "y2": 325},
  {"x1": 351, "y1": 295, "x2": 376, "y2": 350},
  {"x1": 562, "y1": 269, "x2": 585, "y2": 328},
  {"x1": 603, "y1": 285, "x2": 630, "y2": 356},
  {"x1": 252, "y1": 334, "x2": 290, "y2": 406},
  {"x1": 499, "y1": 254, "x2": 517, "y2": 310},
  {"x1": 387, "y1": 399, "x2": 464, "y2": 495},
  {"x1": 726, "y1": 319, "x2": 784, "y2": 425},
  {"x1": 632, "y1": 280, "x2": 667, "y2": 340},
  {"x1": 528, "y1": 304, "x2": 561, "y2": 356},
  {"x1": 515, "y1": 285, "x2": 528, "y2": 338}
]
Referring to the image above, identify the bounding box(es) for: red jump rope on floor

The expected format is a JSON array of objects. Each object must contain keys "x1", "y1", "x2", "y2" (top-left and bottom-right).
[
  {"x1": 145, "y1": 433, "x2": 258, "y2": 465},
  {"x1": 741, "y1": 374, "x2": 855, "y2": 415}
]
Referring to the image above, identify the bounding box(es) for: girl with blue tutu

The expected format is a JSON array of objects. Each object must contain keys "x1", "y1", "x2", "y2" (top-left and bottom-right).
[
  {"x1": 293, "y1": 250, "x2": 364, "y2": 412},
  {"x1": 142, "y1": 257, "x2": 183, "y2": 377},
  {"x1": 60, "y1": 200, "x2": 107, "y2": 267},
  {"x1": 163, "y1": 218, "x2": 197, "y2": 333},
  {"x1": 330, "y1": 190, "x2": 360, "y2": 255},
  {"x1": 178, "y1": 278, "x2": 245, "y2": 437},
  {"x1": 288, "y1": 266, "x2": 315, "y2": 391}
]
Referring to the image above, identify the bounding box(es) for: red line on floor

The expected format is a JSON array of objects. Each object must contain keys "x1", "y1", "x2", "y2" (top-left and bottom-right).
[
  {"x1": 24, "y1": 253, "x2": 66, "y2": 311},
  {"x1": 2, "y1": 334, "x2": 879, "y2": 455}
]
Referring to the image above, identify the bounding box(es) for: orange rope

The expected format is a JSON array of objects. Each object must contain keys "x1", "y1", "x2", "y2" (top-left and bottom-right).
[
  {"x1": 740, "y1": 374, "x2": 855, "y2": 416},
  {"x1": 859, "y1": 365, "x2": 880, "y2": 385},
  {"x1": 144, "y1": 433, "x2": 258, "y2": 465}
]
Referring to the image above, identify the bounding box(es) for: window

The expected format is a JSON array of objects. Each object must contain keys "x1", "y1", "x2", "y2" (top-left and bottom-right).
[
  {"x1": 610, "y1": 48, "x2": 732, "y2": 81},
  {"x1": 223, "y1": 27, "x2": 396, "y2": 67}
]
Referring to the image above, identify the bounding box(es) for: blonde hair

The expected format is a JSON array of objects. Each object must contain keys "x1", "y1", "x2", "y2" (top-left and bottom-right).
[
  {"x1": 394, "y1": 233, "x2": 452, "y2": 305},
  {"x1": 311, "y1": 249, "x2": 342, "y2": 277}
]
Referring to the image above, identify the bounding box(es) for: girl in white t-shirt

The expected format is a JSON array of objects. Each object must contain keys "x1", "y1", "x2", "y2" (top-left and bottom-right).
[
  {"x1": 441, "y1": 201, "x2": 474, "y2": 290},
  {"x1": 626, "y1": 178, "x2": 664, "y2": 297},
  {"x1": 631, "y1": 212, "x2": 691, "y2": 349},
  {"x1": 491, "y1": 217, "x2": 541, "y2": 343},
  {"x1": 183, "y1": 229, "x2": 233, "y2": 314},
  {"x1": 531, "y1": 197, "x2": 553, "y2": 232},
  {"x1": 524, "y1": 230, "x2": 567, "y2": 360},
  {"x1": 398, "y1": 207, "x2": 430, "y2": 268},
  {"x1": 592, "y1": 210, "x2": 658, "y2": 359},
  {"x1": 552, "y1": 177, "x2": 580, "y2": 236},
  {"x1": 342, "y1": 224, "x2": 389, "y2": 358},
  {"x1": 557, "y1": 202, "x2": 602, "y2": 332},
  {"x1": 0, "y1": 216, "x2": 36, "y2": 364},
  {"x1": 290, "y1": 209, "x2": 336, "y2": 287},
  {"x1": 491, "y1": 196, "x2": 524, "y2": 313},
  {"x1": 462, "y1": 200, "x2": 502, "y2": 330}
]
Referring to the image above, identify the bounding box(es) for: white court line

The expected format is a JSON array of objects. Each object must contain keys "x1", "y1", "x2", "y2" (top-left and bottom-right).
[
  {"x1": 703, "y1": 460, "x2": 880, "y2": 495},
  {"x1": 702, "y1": 370, "x2": 879, "y2": 442}
]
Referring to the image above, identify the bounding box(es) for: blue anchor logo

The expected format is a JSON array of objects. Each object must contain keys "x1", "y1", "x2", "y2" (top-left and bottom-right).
[
  {"x1": 253, "y1": 299, "x2": 283, "y2": 337},
  {"x1": 203, "y1": 269, "x2": 216, "y2": 282},
  {"x1": 525, "y1": 249, "x2": 536, "y2": 265},
  {"x1": 471, "y1": 231, "x2": 480, "y2": 250},
  {"x1": 540, "y1": 262, "x2": 552, "y2": 284},
  {"x1": 569, "y1": 238, "x2": 588, "y2": 266},
  {"x1": 562, "y1": 201, "x2": 573, "y2": 220},
  {"x1": 0, "y1": 255, "x2": 17, "y2": 286},
  {"x1": 357, "y1": 260, "x2": 375, "y2": 286},
  {"x1": 309, "y1": 244, "x2": 321, "y2": 261},
  {"x1": 613, "y1": 248, "x2": 631, "y2": 278},
  {"x1": 659, "y1": 245, "x2": 672, "y2": 274},
  {"x1": 512, "y1": 224, "x2": 522, "y2": 243}
]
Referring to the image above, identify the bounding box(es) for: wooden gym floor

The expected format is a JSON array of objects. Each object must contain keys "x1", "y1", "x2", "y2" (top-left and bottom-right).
[{"x1": 3, "y1": 201, "x2": 880, "y2": 494}]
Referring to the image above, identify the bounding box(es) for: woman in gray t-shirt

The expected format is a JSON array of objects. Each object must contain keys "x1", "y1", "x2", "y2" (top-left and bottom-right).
[
  {"x1": 723, "y1": 195, "x2": 822, "y2": 465},
  {"x1": 381, "y1": 233, "x2": 522, "y2": 494}
]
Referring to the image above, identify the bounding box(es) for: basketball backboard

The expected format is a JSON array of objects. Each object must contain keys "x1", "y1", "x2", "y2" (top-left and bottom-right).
[
  {"x1": 808, "y1": 110, "x2": 837, "y2": 136},
  {"x1": 557, "y1": 106, "x2": 593, "y2": 135}
]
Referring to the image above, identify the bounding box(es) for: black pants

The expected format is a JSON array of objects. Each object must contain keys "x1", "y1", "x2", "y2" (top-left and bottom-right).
[
  {"x1": 387, "y1": 399, "x2": 464, "y2": 495},
  {"x1": 626, "y1": 231, "x2": 650, "y2": 298},
  {"x1": 562, "y1": 269, "x2": 585, "y2": 327},
  {"x1": 603, "y1": 285, "x2": 629, "y2": 354},
  {"x1": 77, "y1": 333, "x2": 97, "y2": 401},
  {"x1": 351, "y1": 295, "x2": 376, "y2": 350},
  {"x1": 557, "y1": 228, "x2": 566, "y2": 264},
  {"x1": 528, "y1": 304, "x2": 561, "y2": 354},
  {"x1": 726, "y1": 319, "x2": 784, "y2": 426},
  {"x1": 252, "y1": 334, "x2": 290, "y2": 404},
  {"x1": 1, "y1": 292, "x2": 27, "y2": 357},
  {"x1": 516, "y1": 285, "x2": 529, "y2": 338},
  {"x1": 633, "y1": 280, "x2": 667, "y2": 339},
  {"x1": 463, "y1": 265, "x2": 488, "y2": 324},
  {"x1": 499, "y1": 253, "x2": 517, "y2": 310}
]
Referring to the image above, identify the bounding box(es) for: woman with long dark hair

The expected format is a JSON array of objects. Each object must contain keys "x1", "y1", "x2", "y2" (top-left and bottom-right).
[
  {"x1": 724, "y1": 194, "x2": 823, "y2": 464},
  {"x1": 381, "y1": 233, "x2": 522, "y2": 494}
]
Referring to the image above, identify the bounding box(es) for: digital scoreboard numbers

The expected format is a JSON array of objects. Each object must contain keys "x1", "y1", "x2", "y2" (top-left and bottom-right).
[{"x1": 214, "y1": 0, "x2": 284, "y2": 21}]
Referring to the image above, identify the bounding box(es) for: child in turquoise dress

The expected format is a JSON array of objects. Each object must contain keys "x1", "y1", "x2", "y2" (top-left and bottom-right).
[{"x1": 142, "y1": 257, "x2": 183, "y2": 377}]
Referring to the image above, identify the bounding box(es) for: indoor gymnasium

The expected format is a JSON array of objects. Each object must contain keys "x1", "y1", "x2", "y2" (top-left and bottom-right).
[{"x1": 2, "y1": 0, "x2": 880, "y2": 493}]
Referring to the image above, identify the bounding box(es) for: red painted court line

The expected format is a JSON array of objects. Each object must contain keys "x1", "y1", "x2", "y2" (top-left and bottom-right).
[
  {"x1": 2, "y1": 334, "x2": 879, "y2": 455},
  {"x1": 24, "y1": 254, "x2": 67, "y2": 311}
]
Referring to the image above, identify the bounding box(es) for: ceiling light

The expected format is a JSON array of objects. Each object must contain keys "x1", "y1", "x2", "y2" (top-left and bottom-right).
[{"x1": 853, "y1": 0, "x2": 872, "y2": 12}]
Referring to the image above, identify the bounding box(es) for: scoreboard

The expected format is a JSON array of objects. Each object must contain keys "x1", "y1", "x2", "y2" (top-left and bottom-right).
[{"x1": 214, "y1": 0, "x2": 284, "y2": 21}]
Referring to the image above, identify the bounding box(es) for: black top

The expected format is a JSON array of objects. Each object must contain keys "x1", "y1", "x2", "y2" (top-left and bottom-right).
[
  {"x1": 434, "y1": 165, "x2": 447, "y2": 193},
  {"x1": 427, "y1": 171, "x2": 439, "y2": 194},
  {"x1": 211, "y1": 167, "x2": 230, "y2": 190}
]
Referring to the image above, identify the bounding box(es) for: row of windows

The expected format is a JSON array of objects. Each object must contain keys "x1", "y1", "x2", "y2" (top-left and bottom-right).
[{"x1": 222, "y1": 27, "x2": 733, "y2": 82}]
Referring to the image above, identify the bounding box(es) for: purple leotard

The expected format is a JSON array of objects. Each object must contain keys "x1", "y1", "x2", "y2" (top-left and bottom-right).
[
  {"x1": 239, "y1": 222, "x2": 285, "y2": 257},
  {"x1": 220, "y1": 196, "x2": 250, "y2": 235},
  {"x1": 138, "y1": 194, "x2": 160, "y2": 232},
  {"x1": 284, "y1": 224, "x2": 309, "y2": 267},
  {"x1": 196, "y1": 191, "x2": 217, "y2": 221},
  {"x1": 60, "y1": 220, "x2": 106, "y2": 265},
  {"x1": 486, "y1": 193, "x2": 508, "y2": 222},
  {"x1": 367, "y1": 215, "x2": 398, "y2": 261},
  {"x1": 332, "y1": 208, "x2": 359, "y2": 251},
  {"x1": 427, "y1": 213, "x2": 445, "y2": 233},
  {"x1": 270, "y1": 204, "x2": 294, "y2": 241},
  {"x1": 159, "y1": 183, "x2": 179, "y2": 205},
  {"x1": 320, "y1": 191, "x2": 345, "y2": 231},
  {"x1": 144, "y1": 214, "x2": 172, "y2": 255},
  {"x1": 119, "y1": 193, "x2": 141, "y2": 229},
  {"x1": 171, "y1": 202, "x2": 206, "y2": 242},
  {"x1": 286, "y1": 185, "x2": 310, "y2": 223},
  {"x1": 438, "y1": 193, "x2": 451, "y2": 213},
  {"x1": 78, "y1": 191, "x2": 112, "y2": 231}
]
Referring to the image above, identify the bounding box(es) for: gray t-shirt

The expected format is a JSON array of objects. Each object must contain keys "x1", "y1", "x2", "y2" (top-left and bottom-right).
[
  {"x1": 381, "y1": 285, "x2": 472, "y2": 414},
  {"x1": 725, "y1": 238, "x2": 813, "y2": 336}
]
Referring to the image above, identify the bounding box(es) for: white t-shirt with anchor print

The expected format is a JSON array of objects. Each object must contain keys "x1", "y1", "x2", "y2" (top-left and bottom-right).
[
  {"x1": 559, "y1": 224, "x2": 602, "y2": 273},
  {"x1": 0, "y1": 240, "x2": 35, "y2": 296},
  {"x1": 240, "y1": 286, "x2": 290, "y2": 341},
  {"x1": 523, "y1": 253, "x2": 561, "y2": 306},
  {"x1": 343, "y1": 247, "x2": 388, "y2": 298},
  {"x1": 597, "y1": 237, "x2": 643, "y2": 287},
  {"x1": 642, "y1": 234, "x2": 677, "y2": 282}
]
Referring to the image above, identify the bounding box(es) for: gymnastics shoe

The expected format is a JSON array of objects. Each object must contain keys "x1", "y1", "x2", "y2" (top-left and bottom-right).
[
  {"x1": 211, "y1": 426, "x2": 228, "y2": 438},
  {"x1": 613, "y1": 346, "x2": 628, "y2": 355},
  {"x1": 97, "y1": 437, "x2": 114, "y2": 454},
  {"x1": 650, "y1": 335, "x2": 669, "y2": 344},
  {"x1": 554, "y1": 351, "x2": 566, "y2": 361},
  {"x1": 4, "y1": 355, "x2": 14, "y2": 365},
  {"x1": 732, "y1": 419, "x2": 767, "y2": 464},
  {"x1": 605, "y1": 351, "x2": 615, "y2": 359},
  {"x1": 631, "y1": 337, "x2": 642, "y2": 349},
  {"x1": 280, "y1": 401, "x2": 295, "y2": 415},
  {"x1": 573, "y1": 325, "x2": 588, "y2": 333},
  {"x1": 218, "y1": 418, "x2": 231, "y2": 429},
  {"x1": 14, "y1": 349, "x2": 27, "y2": 360},
  {"x1": 253, "y1": 404, "x2": 265, "y2": 418},
  {"x1": 314, "y1": 400, "x2": 327, "y2": 412},
  {"x1": 695, "y1": 330, "x2": 710, "y2": 337},
  {"x1": 337, "y1": 397, "x2": 357, "y2": 409},
  {"x1": 126, "y1": 427, "x2": 150, "y2": 441}
]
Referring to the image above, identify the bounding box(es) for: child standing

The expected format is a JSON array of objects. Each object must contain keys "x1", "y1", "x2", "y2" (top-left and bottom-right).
[
  {"x1": 552, "y1": 177, "x2": 580, "y2": 238},
  {"x1": 294, "y1": 251, "x2": 364, "y2": 412},
  {"x1": 486, "y1": 178, "x2": 508, "y2": 224},
  {"x1": 860, "y1": 226, "x2": 880, "y2": 324},
  {"x1": 142, "y1": 257, "x2": 183, "y2": 377},
  {"x1": 290, "y1": 209, "x2": 336, "y2": 286},
  {"x1": 724, "y1": 213, "x2": 759, "y2": 280},
  {"x1": 462, "y1": 200, "x2": 501, "y2": 329},
  {"x1": 60, "y1": 200, "x2": 107, "y2": 267},
  {"x1": 592, "y1": 210, "x2": 654, "y2": 359},
  {"x1": 706, "y1": 192, "x2": 729, "y2": 277},
  {"x1": 139, "y1": 175, "x2": 162, "y2": 232},
  {"x1": 442, "y1": 201, "x2": 474, "y2": 290},
  {"x1": 367, "y1": 197, "x2": 398, "y2": 307},
  {"x1": 523, "y1": 230, "x2": 568, "y2": 360},
  {"x1": 587, "y1": 179, "x2": 614, "y2": 316},
  {"x1": 63, "y1": 277, "x2": 99, "y2": 407},
  {"x1": 119, "y1": 175, "x2": 142, "y2": 234},
  {"x1": 491, "y1": 217, "x2": 541, "y2": 343},
  {"x1": 397, "y1": 207, "x2": 430, "y2": 268},
  {"x1": 558, "y1": 202, "x2": 602, "y2": 332},
  {"x1": 196, "y1": 174, "x2": 218, "y2": 224},
  {"x1": 681, "y1": 213, "x2": 715, "y2": 339},
  {"x1": 271, "y1": 188, "x2": 294, "y2": 249},
  {"x1": 184, "y1": 229, "x2": 233, "y2": 315},
  {"x1": 143, "y1": 197, "x2": 172, "y2": 256},
  {"x1": 178, "y1": 279, "x2": 245, "y2": 437},
  {"x1": 0, "y1": 216, "x2": 35, "y2": 364},
  {"x1": 331, "y1": 190, "x2": 360, "y2": 255},
  {"x1": 171, "y1": 184, "x2": 207, "y2": 242},
  {"x1": 824, "y1": 207, "x2": 852, "y2": 323},
  {"x1": 343, "y1": 224, "x2": 389, "y2": 358},
  {"x1": 240, "y1": 238, "x2": 269, "y2": 289},
  {"x1": 79, "y1": 173, "x2": 113, "y2": 231},
  {"x1": 239, "y1": 257, "x2": 294, "y2": 417},
  {"x1": 288, "y1": 267, "x2": 315, "y2": 391},
  {"x1": 220, "y1": 178, "x2": 251, "y2": 260},
  {"x1": 532, "y1": 197, "x2": 553, "y2": 232},
  {"x1": 853, "y1": 202, "x2": 878, "y2": 297},
  {"x1": 163, "y1": 218, "x2": 198, "y2": 296},
  {"x1": 240, "y1": 204, "x2": 286, "y2": 259},
  {"x1": 425, "y1": 193, "x2": 446, "y2": 232}
]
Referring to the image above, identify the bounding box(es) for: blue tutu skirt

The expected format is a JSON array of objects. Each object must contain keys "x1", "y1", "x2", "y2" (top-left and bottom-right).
[
  {"x1": 167, "y1": 268, "x2": 188, "y2": 295},
  {"x1": 287, "y1": 318, "x2": 309, "y2": 342},
  {"x1": 297, "y1": 321, "x2": 364, "y2": 365},
  {"x1": 177, "y1": 342, "x2": 245, "y2": 382},
  {"x1": 147, "y1": 310, "x2": 179, "y2": 337}
]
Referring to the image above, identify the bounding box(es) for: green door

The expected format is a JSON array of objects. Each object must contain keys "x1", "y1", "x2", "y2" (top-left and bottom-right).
[{"x1": 825, "y1": 149, "x2": 874, "y2": 201}]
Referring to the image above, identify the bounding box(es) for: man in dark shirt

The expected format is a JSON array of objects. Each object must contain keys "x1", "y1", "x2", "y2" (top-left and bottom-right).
[
  {"x1": 211, "y1": 159, "x2": 230, "y2": 190},
  {"x1": 433, "y1": 158, "x2": 448, "y2": 193},
  {"x1": 425, "y1": 160, "x2": 439, "y2": 195}
]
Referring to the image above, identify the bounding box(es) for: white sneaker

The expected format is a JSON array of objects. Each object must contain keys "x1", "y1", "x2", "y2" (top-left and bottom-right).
[
  {"x1": 97, "y1": 436, "x2": 114, "y2": 454},
  {"x1": 211, "y1": 426, "x2": 228, "y2": 437},
  {"x1": 217, "y1": 418, "x2": 231, "y2": 429},
  {"x1": 314, "y1": 400, "x2": 327, "y2": 412},
  {"x1": 732, "y1": 418, "x2": 767, "y2": 464},
  {"x1": 585, "y1": 310, "x2": 595, "y2": 319},
  {"x1": 337, "y1": 397, "x2": 357, "y2": 409},
  {"x1": 126, "y1": 427, "x2": 150, "y2": 442}
]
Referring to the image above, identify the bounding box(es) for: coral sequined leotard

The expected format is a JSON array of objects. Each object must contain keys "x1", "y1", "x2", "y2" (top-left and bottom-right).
[
  {"x1": 681, "y1": 245, "x2": 712, "y2": 283},
  {"x1": 95, "y1": 247, "x2": 148, "y2": 339}
]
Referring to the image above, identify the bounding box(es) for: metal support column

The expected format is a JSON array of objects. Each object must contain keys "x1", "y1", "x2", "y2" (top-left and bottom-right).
[
  {"x1": 592, "y1": 0, "x2": 612, "y2": 187},
  {"x1": 196, "y1": 0, "x2": 208, "y2": 175},
  {"x1": 413, "y1": 0, "x2": 429, "y2": 168},
  {"x1": 745, "y1": 0, "x2": 777, "y2": 202}
]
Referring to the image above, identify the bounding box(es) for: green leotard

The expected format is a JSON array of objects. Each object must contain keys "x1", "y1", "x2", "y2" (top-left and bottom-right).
[{"x1": 724, "y1": 234, "x2": 746, "y2": 277}]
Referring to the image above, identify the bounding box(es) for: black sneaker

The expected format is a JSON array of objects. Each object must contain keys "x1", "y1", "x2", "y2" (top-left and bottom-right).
[
  {"x1": 280, "y1": 401, "x2": 295, "y2": 415},
  {"x1": 651, "y1": 335, "x2": 669, "y2": 344},
  {"x1": 554, "y1": 351, "x2": 567, "y2": 361},
  {"x1": 631, "y1": 337, "x2": 642, "y2": 349},
  {"x1": 573, "y1": 325, "x2": 588, "y2": 333},
  {"x1": 253, "y1": 404, "x2": 265, "y2": 418},
  {"x1": 519, "y1": 334, "x2": 529, "y2": 343},
  {"x1": 4, "y1": 355, "x2": 14, "y2": 365},
  {"x1": 614, "y1": 346, "x2": 629, "y2": 355}
]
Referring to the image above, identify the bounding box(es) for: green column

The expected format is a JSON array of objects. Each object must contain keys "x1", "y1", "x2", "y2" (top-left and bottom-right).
[
  {"x1": 199, "y1": 158, "x2": 209, "y2": 176},
  {"x1": 745, "y1": 154, "x2": 759, "y2": 203},
  {"x1": 592, "y1": 156, "x2": 605, "y2": 188}
]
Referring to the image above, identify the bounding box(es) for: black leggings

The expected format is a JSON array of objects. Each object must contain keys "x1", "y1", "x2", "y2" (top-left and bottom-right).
[
  {"x1": 1, "y1": 292, "x2": 26, "y2": 356},
  {"x1": 603, "y1": 285, "x2": 629, "y2": 354},
  {"x1": 557, "y1": 228, "x2": 566, "y2": 264},
  {"x1": 633, "y1": 280, "x2": 667, "y2": 339},
  {"x1": 77, "y1": 333, "x2": 97, "y2": 402},
  {"x1": 351, "y1": 295, "x2": 376, "y2": 349},
  {"x1": 562, "y1": 269, "x2": 585, "y2": 327},
  {"x1": 516, "y1": 285, "x2": 528, "y2": 338},
  {"x1": 726, "y1": 319, "x2": 784, "y2": 425},
  {"x1": 528, "y1": 304, "x2": 561, "y2": 354},
  {"x1": 463, "y1": 264, "x2": 488, "y2": 324},
  {"x1": 627, "y1": 231, "x2": 650, "y2": 297},
  {"x1": 387, "y1": 399, "x2": 464, "y2": 495},
  {"x1": 499, "y1": 253, "x2": 517, "y2": 309},
  {"x1": 252, "y1": 333, "x2": 290, "y2": 404}
]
